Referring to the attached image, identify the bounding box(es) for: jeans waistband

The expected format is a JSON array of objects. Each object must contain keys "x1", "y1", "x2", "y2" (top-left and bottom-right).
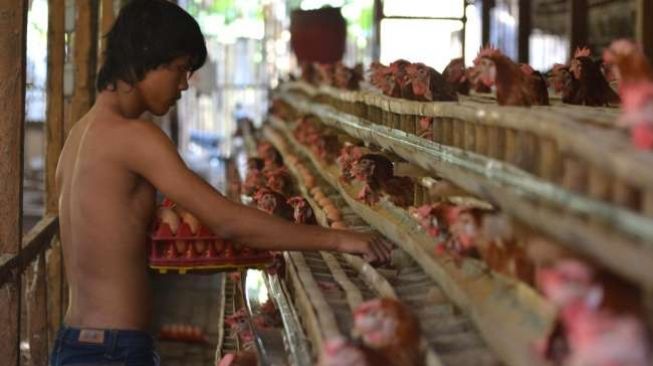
[{"x1": 57, "y1": 326, "x2": 153, "y2": 347}]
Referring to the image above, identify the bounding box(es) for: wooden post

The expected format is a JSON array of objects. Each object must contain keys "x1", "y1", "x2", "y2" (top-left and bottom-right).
[
  {"x1": 45, "y1": 0, "x2": 66, "y2": 348},
  {"x1": 0, "y1": 1, "x2": 28, "y2": 365},
  {"x1": 636, "y1": 0, "x2": 653, "y2": 61},
  {"x1": 98, "y1": 0, "x2": 114, "y2": 65},
  {"x1": 69, "y1": 0, "x2": 99, "y2": 133},
  {"x1": 372, "y1": 0, "x2": 382, "y2": 61},
  {"x1": 568, "y1": 0, "x2": 588, "y2": 53},
  {"x1": 518, "y1": 0, "x2": 531, "y2": 64},
  {"x1": 27, "y1": 254, "x2": 49, "y2": 366},
  {"x1": 481, "y1": 0, "x2": 492, "y2": 46}
]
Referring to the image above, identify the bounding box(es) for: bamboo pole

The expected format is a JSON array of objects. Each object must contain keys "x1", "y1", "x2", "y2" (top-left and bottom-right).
[
  {"x1": 68, "y1": 0, "x2": 99, "y2": 133},
  {"x1": 636, "y1": 0, "x2": 653, "y2": 61},
  {"x1": 27, "y1": 254, "x2": 49, "y2": 366},
  {"x1": 97, "y1": 0, "x2": 115, "y2": 66},
  {"x1": 0, "y1": 1, "x2": 28, "y2": 364},
  {"x1": 45, "y1": 0, "x2": 66, "y2": 348}
]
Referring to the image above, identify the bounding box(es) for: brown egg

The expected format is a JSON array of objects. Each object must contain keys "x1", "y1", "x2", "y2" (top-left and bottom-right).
[
  {"x1": 318, "y1": 197, "x2": 332, "y2": 207},
  {"x1": 314, "y1": 191, "x2": 326, "y2": 201},
  {"x1": 324, "y1": 205, "x2": 342, "y2": 222}
]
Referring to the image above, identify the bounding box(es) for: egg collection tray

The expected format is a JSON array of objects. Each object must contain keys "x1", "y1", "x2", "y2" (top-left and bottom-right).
[{"x1": 148, "y1": 206, "x2": 272, "y2": 274}]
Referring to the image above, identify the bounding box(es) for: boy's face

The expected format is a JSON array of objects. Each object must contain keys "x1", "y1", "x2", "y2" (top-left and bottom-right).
[{"x1": 136, "y1": 56, "x2": 191, "y2": 116}]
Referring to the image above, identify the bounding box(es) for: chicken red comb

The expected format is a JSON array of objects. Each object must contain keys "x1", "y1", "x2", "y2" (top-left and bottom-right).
[
  {"x1": 474, "y1": 45, "x2": 501, "y2": 65},
  {"x1": 287, "y1": 196, "x2": 307, "y2": 206},
  {"x1": 574, "y1": 47, "x2": 591, "y2": 58}
]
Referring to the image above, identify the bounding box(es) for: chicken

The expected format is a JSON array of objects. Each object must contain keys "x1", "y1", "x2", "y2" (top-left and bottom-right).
[
  {"x1": 557, "y1": 47, "x2": 621, "y2": 106},
  {"x1": 405, "y1": 62, "x2": 458, "y2": 101},
  {"x1": 479, "y1": 214, "x2": 534, "y2": 283},
  {"x1": 315, "y1": 63, "x2": 336, "y2": 85},
  {"x1": 444, "y1": 207, "x2": 483, "y2": 261},
  {"x1": 443, "y1": 57, "x2": 470, "y2": 95},
  {"x1": 300, "y1": 62, "x2": 318, "y2": 84},
  {"x1": 417, "y1": 117, "x2": 433, "y2": 139},
  {"x1": 308, "y1": 133, "x2": 341, "y2": 164},
  {"x1": 243, "y1": 158, "x2": 267, "y2": 196},
  {"x1": 603, "y1": 39, "x2": 653, "y2": 149},
  {"x1": 474, "y1": 46, "x2": 549, "y2": 106},
  {"x1": 287, "y1": 196, "x2": 317, "y2": 224},
  {"x1": 318, "y1": 337, "x2": 387, "y2": 366},
  {"x1": 369, "y1": 59, "x2": 418, "y2": 99},
  {"x1": 467, "y1": 65, "x2": 492, "y2": 93},
  {"x1": 253, "y1": 188, "x2": 294, "y2": 221},
  {"x1": 351, "y1": 154, "x2": 414, "y2": 207},
  {"x1": 337, "y1": 143, "x2": 365, "y2": 183},
  {"x1": 520, "y1": 63, "x2": 550, "y2": 105},
  {"x1": 264, "y1": 167, "x2": 294, "y2": 197},
  {"x1": 257, "y1": 141, "x2": 284, "y2": 168},
  {"x1": 353, "y1": 298, "x2": 424, "y2": 366},
  {"x1": 217, "y1": 351, "x2": 258, "y2": 366},
  {"x1": 333, "y1": 62, "x2": 364, "y2": 90}
]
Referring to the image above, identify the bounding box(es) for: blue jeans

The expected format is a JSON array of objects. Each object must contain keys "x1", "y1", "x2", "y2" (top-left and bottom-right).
[{"x1": 50, "y1": 326, "x2": 160, "y2": 366}]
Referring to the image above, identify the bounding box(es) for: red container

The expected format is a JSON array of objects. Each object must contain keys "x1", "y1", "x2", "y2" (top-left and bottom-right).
[{"x1": 290, "y1": 7, "x2": 346, "y2": 64}]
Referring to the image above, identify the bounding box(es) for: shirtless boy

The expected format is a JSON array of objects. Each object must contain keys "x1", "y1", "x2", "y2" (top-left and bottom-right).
[{"x1": 49, "y1": 1, "x2": 391, "y2": 364}]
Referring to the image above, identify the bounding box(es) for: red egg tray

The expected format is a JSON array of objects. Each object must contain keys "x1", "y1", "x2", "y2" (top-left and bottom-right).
[{"x1": 147, "y1": 219, "x2": 273, "y2": 274}]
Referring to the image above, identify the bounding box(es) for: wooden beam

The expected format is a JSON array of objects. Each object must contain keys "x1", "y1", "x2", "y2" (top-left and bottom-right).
[
  {"x1": 568, "y1": 0, "x2": 588, "y2": 53},
  {"x1": 27, "y1": 253, "x2": 49, "y2": 366},
  {"x1": 636, "y1": 0, "x2": 653, "y2": 61},
  {"x1": 518, "y1": 0, "x2": 531, "y2": 63},
  {"x1": 69, "y1": 0, "x2": 99, "y2": 133},
  {"x1": 372, "y1": 0, "x2": 382, "y2": 62},
  {"x1": 0, "y1": 1, "x2": 28, "y2": 364}
]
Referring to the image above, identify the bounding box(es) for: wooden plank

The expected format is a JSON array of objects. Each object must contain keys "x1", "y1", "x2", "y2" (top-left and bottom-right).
[
  {"x1": 69, "y1": 0, "x2": 99, "y2": 133},
  {"x1": 0, "y1": 1, "x2": 28, "y2": 364},
  {"x1": 46, "y1": 0, "x2": 65, "y2": 213},
  {"x1": 27, "y1": 253, "x2": 49, "y2": 366},
  {"x1": 636, "y1": 0, "x2": 653, "y2": 61}
]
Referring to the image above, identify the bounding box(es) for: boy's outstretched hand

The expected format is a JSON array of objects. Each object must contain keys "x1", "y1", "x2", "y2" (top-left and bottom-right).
[{"x1": 338, "y1": 231, "x2": 393, "y2": 264}]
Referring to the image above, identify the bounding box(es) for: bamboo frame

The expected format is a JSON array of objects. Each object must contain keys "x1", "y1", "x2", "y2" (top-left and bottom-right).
[
  {"x1": 265, "y1": 124, "x2": 556, "y2": 366},
  {"x1": 271, "y1": 93, "x2": 653, "y2": 289},
  {"x1": 0, "y1": 1, "x2": 28, "y2": 364}
]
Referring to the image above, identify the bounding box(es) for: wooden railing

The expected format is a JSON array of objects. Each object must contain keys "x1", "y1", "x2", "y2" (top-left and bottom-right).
[{"x1": 0, "y1": 215, "x2": 64, "y2": 366}]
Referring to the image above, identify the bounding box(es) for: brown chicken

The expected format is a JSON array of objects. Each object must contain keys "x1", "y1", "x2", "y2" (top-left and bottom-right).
[
  {"x1": 353, "y1": 298, "x2": 424, "y2": 366},
  {"x1": 443, "y1": 57, "x2": 470, "y2": 95},
  {"x1": 315, "y1": 62, "x2": 335, "y2": 86},
  {"x1": 337, "y1": 143, "x2": 365, "y2": 183},
  {"x1": 287, "y1": 196, "x2": 317, "y2": 224},
  {"x1": 474, "y1": 46, "x2": 549, "y2": 106},
  {"x1": 264, "y1": 168, "x2": 294, "y2": 197},
  {"x1": 333, "y1": 62, "x2": 364, "y2": 90},
  {"x1": 253, "y1": 188, "x2": 294, "y2": 221},
  {"x1": 603, "y1": 39, "x2": 653, "y2": 149},
  {"x1": 318, "y1": 337, "x2": 388, "y2": 366},
  {"x1": 351, "y1": 154, "x2": 414, "y2": 207},
  {"x1": 558, "y1": 47, "x2": 621, "y2": 106},
  {"x1": 404, "y1": 62, "x2": 458, "y2": 101}
]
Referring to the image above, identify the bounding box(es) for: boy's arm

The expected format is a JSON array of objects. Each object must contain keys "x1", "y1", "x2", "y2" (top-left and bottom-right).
[{"x1": 122, "y1": 121, "x2": 391, "y2": 261}]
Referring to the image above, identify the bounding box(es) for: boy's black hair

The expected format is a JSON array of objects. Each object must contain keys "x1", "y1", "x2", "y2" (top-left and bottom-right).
[{"x1": 97, "y1": 0, "x2": 207, "y2": 91}]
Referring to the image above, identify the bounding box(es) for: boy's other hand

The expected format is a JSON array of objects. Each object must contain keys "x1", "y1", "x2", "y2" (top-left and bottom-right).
[{"x1": 338, "y1": 231, "x2": 393, "y2": 264}]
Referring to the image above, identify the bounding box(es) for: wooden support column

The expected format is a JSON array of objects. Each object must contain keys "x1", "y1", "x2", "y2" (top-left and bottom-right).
[
  {"x1": 636, "y1": 0, "x2": 653, "y2": 61},
  {"x1": 27, "y1": 254, "x2": 49, "y2": 366},
  {"x1": 0, "y1": 1, "x2": 28, "y2": 365},
  {"x1": 518, "y1": 0, "x2": 531, "y2": 63},
  {"x1": 568, "y1": 0, "x2": 588, "y2": 53},
  {"x1": 372, "y1": 0, "x2": 382, "y2": 62},
  {"x1": 98, "y1": 0, "x2": 115, "y2": 64},
  {"x1": 69, "y1": 0, "x2": 99, "y2": 133},
  {"x1": 481, "y1": 0, "x2": 492, "y2": 46},
  {"x1": 45, "y1": 0, "x2": 66, "y2": 347}
]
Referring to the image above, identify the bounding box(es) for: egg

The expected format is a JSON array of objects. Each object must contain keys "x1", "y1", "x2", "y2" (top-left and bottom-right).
[{"x1": 156, "y1": 207, "x2": 180, "y2": 234}]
